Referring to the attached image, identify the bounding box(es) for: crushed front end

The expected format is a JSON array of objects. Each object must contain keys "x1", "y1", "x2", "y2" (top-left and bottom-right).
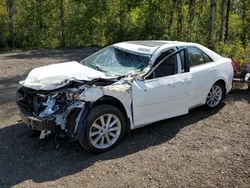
[{"x1": 16, "y1": 84, "x2": 86, "y2": 138}]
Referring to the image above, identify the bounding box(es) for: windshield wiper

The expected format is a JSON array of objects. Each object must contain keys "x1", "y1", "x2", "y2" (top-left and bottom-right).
[
  {"x1": 94, "y1": 65, "x2": 108, "y2": 73},
  {"x1": 94, "y1": 65, "x2": 103, "y2": 71}
]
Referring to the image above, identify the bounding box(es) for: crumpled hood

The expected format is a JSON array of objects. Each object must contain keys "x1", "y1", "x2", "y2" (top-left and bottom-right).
[{"x1": 20, "y1": 61, "x2": 114, "y2": 90}]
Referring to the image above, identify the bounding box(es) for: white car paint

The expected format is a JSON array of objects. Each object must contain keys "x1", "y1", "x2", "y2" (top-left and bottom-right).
[
  {"x1": 113, "y1": 42, "x2": 158, "y2": 55},
  {"x1": 18, "y1": 41, "x2": 233, "y2": 133},
  {"x1": 21, "y1": 61, "x2": 116, "y2": 90},
  {"x1": 116, "y1": 42, "x2": 232, "y2": 129},
  {"x1": 132, "y1": 73, "x2": 191, "y2": 126}
]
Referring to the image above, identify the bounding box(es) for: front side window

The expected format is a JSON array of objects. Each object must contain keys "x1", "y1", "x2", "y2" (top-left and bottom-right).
[
  {"x1": 187, "y1": 47, "x2": 212, "y2": 67},
  {"x1": 148, "y1": 49, "x2": 177, "y2": 79},
  {"x1": 80, "y1": 46, "x2": 150, "y2": 76}
]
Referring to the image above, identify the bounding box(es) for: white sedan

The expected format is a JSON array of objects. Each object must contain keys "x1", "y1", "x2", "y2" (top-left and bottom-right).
[{"x1": 16, "y1": 41, "x2": 233, "y2": 153}]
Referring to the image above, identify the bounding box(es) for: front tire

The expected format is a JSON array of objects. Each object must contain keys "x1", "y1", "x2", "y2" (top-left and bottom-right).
[
  {"x1": 204, "y1": 82, "x2": 225, "y2": 109},
  {"x1": 79, "y1": 104, "x2": 126, "y2": 153}
]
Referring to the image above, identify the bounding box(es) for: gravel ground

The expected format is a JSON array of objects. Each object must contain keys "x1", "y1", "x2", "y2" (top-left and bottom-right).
[{"x1": 0, "y1": 49, "x2": 249, "y2": 188}]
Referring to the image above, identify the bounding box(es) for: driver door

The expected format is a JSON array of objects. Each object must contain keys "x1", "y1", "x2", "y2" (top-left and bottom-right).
[{"x1": 132, "y1": 49, "x2": 192, "y2": 127}]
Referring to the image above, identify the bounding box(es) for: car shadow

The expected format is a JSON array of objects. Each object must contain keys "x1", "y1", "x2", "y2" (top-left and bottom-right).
[
  {"x1": 227, "y1": 89, "x2": 250, "y2": 103},
  {"x1": 0, "y1": 104, "x2": 224, "y2": 187},
  {"x1": 0, "y1": 74, "x2": 26, "y2": 106}
]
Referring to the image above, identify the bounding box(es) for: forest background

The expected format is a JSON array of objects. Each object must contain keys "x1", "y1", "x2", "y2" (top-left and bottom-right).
[{"x1": 0, "y1": 0, "x2": 249, "y2": 63}]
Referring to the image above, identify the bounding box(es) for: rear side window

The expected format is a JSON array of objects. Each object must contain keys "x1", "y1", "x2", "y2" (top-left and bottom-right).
[
  {"x1": 187, "y1": 47, "x2": 213, "y2": 67},
  {"x1": 203, "y1": 52, "x2": 212, "y2": 63}
]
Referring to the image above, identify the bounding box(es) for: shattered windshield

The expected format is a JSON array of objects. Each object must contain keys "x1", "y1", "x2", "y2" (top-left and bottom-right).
[{"x1": 80, "y1": 46, "x2": 150, "y2": 76}]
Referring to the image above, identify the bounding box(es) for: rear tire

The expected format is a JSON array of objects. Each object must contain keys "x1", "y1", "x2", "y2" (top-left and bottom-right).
[
  {"x1": 204, "y1": 82, "x2": 225, "y2": 109},
  {"x1": 78, "y1": 104, "x2": 126, "y2": 153}
]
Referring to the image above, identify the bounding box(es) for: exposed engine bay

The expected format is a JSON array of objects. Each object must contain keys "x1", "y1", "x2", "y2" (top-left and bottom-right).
[{"x1": 16, "y1": 78, "x2": 124, "y2": 139}]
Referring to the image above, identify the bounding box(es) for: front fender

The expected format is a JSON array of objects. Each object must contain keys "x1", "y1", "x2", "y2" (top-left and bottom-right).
[{"x1": 75, "y1": 102, "x2": 92, "y2": 141}]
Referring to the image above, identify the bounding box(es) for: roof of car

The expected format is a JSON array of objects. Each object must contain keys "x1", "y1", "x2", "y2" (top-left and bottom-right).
[
  {"x1": 113, "y1": 40, "x2": 188, "y2": 55},
  {"x1": 125, "y1": 40, "x2": 180, "y2": 47},
  {"x1": 113, "y1": 40, "x2": 223, "y2": 61}
]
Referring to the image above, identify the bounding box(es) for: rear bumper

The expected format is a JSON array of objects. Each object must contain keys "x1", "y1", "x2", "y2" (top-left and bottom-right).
[{"x1": 20, "y1": 112, "x2": 56, "y2": 132}]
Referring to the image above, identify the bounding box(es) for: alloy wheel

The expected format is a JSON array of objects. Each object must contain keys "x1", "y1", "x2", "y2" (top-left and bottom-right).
[
  {"x1": 206, "y1": 85, "x2": 223, "y2": 108},
  {"x1": 89, "y1": 113, "x2": 121, "y2": 149}
]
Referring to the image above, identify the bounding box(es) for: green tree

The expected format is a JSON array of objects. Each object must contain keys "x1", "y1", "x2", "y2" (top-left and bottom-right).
[{"x1": 0, "y1": 0, "x2": 249, "y2": 63}]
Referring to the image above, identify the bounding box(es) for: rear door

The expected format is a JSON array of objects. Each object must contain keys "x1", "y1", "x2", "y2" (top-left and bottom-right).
[
  {"x1": 186, "y1": 47, "x2": 217, "y2": 108},
  {"x1": 132, "y1": 49, "x2": 192, "y2": 127}
]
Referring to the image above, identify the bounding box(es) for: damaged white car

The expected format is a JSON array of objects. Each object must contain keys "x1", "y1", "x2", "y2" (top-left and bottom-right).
[{"x1": 16, "y1": 41, "x2": 233, "y2": 153}]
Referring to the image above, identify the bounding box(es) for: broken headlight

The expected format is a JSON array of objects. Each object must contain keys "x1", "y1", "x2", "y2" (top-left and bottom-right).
[{"x1": 37, "y1": 86, "x2": 86, "y2": 118}]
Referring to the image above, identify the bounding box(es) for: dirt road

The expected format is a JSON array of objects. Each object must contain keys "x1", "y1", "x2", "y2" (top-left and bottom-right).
[{"x1": 0, "y1": 49, "x2": 249, "y2": 188}]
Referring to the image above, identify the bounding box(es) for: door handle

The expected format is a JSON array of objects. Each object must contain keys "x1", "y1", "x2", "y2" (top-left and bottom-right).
[
  {"x1": 209, "y1": 68, "x2": 216, "y2": 72},
  {"x1": 181, "y1": 79, "x2": 191, "y2": 84},
  {"x1": 167, "y1": 81, "x2": 174, "y2": 87}
]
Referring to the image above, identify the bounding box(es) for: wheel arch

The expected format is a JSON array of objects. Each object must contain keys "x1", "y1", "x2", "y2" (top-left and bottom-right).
[
  {"x1": 214, "y1": 79, "x2": 226, "y2": 98},
  {"x1": 203, "y1": 78, "x2": 227, "y2": 105},
  {"x1": 92, "y1": 95, "x2": 131, "y2": 132}
]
